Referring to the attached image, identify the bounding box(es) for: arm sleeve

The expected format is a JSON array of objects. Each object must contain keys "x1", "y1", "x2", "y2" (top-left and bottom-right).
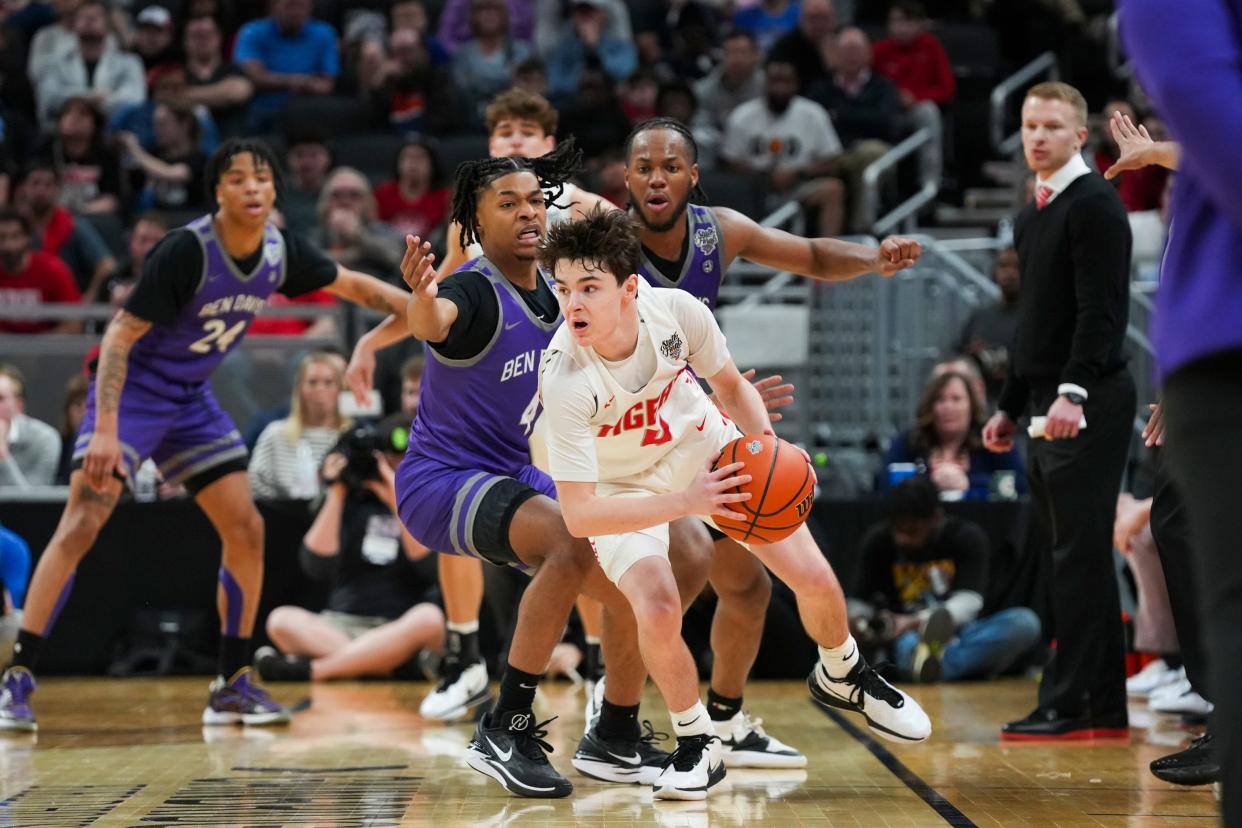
[
  {"x1": 277, "y1": 229, "x2": 342, "y2": 297},
  {"x1": 665, "y1": 290, "x2": 730, "y2": 377},
  {"x1": 1062, "y1": 193, "x2": 1131, "y2": 389},
  {"x1": 428, "y1": 270, "x2": 500, "y2": 361},
  {"x1": 996, "y1": 374, "x2": 1030, "y2": 421},
  {"x1": 122, "y1": 230, "x2": 202, "y2": 325},
  {"x1": 542, "y1": 360, "x2": 602, "y2": 483}
]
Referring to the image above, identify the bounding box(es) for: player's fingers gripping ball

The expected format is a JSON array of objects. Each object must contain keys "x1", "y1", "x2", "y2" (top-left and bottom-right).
[{"x1": 711, "y1": 433, "x2": 816, "y2": 543}]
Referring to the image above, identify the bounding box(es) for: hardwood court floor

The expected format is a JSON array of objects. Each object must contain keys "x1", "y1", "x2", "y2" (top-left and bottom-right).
[{"x1": 0, "y1": 676, "x2": 1219, "y2": 827}]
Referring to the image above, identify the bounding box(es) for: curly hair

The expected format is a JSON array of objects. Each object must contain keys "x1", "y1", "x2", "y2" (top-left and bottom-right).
[
  {"x1": 911, "y1": 370, "x2": 986, "y2": 454},
  {"x1": 623, "y1": 117, "x2": 709, "y2": 202},
  {"x1": 538, "y1": 205, "x2": 641, "y2": 285},
  {"x1": 485, "y1": 88, "x2": 559, "y2": 136}
]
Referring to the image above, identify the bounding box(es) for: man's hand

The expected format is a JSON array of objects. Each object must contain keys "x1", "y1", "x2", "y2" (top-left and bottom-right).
[
  {"x1": 741, "y1": 369, "x2": 794, "y2": 422},
  {"x1": 682, "y1": 457, "x2": 752, "y2": 522},
  {"x1": 1113, "y1": 493, "x2": 1152, "y2": 554},
  {"x1": 363, "y1": 451, "x2": 399, "y2": 513},
  {"x1": 401, "y1": 235, "x2": 437, "y2": 297},
  {"x1": 874, "y1": 237, "x2": 921, "y2": 276},
  {"x1": 83, "y1": 432, "x2": 125, "y2": 491},
  {"x1": 1044, "y1": 395, "x2": 1084, "y2": 440},
  {"x1": 982, "y1": 411, "x2": 1017, "y2": 452},
  {"x1": 1143, "y1": 402, "x2": 1164, "y2": 448}
]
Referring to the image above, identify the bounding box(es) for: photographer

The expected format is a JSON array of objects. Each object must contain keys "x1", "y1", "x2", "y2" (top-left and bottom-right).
[
  {"x1": 851, "y1": 477, "x2": 1041, "y2": 683},
  {"x1": 255, "y1": 415, "x2": 444, "y2": 682}
]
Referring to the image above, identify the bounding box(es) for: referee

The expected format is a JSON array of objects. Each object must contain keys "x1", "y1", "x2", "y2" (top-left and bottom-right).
[{"x1": 982, "y1": 82, "x2": 1135, "y2": 741}]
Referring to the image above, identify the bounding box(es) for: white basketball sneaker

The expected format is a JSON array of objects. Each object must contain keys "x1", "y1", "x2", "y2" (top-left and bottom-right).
[
  {"x1": 582, "y1": 676, "x2": 606, "y2": 734},
  {"x1": 653, "y1": 734, "x2": 726, "y2": 801},
  {"x1": 1127, "y1": 659, "x2": 1181, "y2": 698},
  {"x1": 717, "y1": 711, "x2": 806, "y2": 768},
  {"x1": 808, "y1": 659, "x2": 932, "y2": 743},
  {"x1": 420, "y1": 661, "x2": 490, "y2": 722}
]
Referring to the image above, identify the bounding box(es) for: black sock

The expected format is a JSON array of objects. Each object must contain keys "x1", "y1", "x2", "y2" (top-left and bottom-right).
[
  {"x1": 493, "y1": 664, "x2": 541, "y2": 720},
  {"x1": 596, "y1": 699, "x2": 641, "y2": 742},
  {"x1": 218, "y1": 635, "x2": 250, "y2": 679},
  {"x1": 1164, "y1": 653, "x2": 1184, "y2": 670},
  {"x1": 11, "y1": 631, "x2": 43, "y2": 672},
  {"x1": 445, "y1": 629, "x2": 481, "y2": 672},
  {"x1": 583, "y1": 641, "x2": 604, "y2": 683},
  {"x1": 707, "y1": 688, "x2": 743, "y2": 722}
]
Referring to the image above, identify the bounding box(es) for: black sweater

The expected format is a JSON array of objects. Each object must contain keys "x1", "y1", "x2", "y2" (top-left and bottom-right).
[{"x1": 997, "y1": 173, "x2": 1131, "y2": 419}]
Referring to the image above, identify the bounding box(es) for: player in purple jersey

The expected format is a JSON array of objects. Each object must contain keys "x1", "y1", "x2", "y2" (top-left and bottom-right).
[
  {"x1": 623, "y1": 117, "x2": 925, "y2": 764},
  {"x1": 0, "y1": 139, "x2": 413, "y2": 732}
]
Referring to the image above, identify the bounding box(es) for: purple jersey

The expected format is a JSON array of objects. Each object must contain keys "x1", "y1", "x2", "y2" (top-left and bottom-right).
[
  {"x1": 406, "y1": 256, "x2": 560, "y2": 474},
  {"x1": 637, "y1": 204, "x2": 725, "y2": 309},
  {"x1": 126, "y1": 215, "x2": 285, "y2": 390}
]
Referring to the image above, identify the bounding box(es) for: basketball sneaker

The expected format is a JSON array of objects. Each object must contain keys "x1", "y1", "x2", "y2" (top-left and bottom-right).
[
  {"x1": 572, "y1": 720, "x2": 669, "y2": 784},
  {"x1": 253, "y1": 646, "x2": 311, "y2": 682},
  {"x1": 1127, "y1": 658, "x2": 1180, "y2": 698},
  {"x1": 421, "y1": 661, "x2": 490, "y2": 722},
  {"x1": 808, "y1": 659, "x2": 931, "y2": 743},
  {"x1": 202, "y1": 668, "x2": 292, "y2": 726},
  {"x1": 582, "y1": 675, "x2": 606, "y2": 734},
  {"x1": 0, "y1": 667, "x2": 37, "y2": 732},
  {"x1": 465, "y1": 709, "x2": 573, "y2": 798},
  {"x1": 717, "y1": 711, "x2": 806, "y2": 768},
  {"x1": 652, "y1": 734, "x2": 726, "y2": 801}
]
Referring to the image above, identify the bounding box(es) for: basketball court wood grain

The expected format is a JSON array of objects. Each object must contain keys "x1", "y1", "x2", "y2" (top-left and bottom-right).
[{"x1": 0, "y1": 677, "x2": 1218, "y2": 826}]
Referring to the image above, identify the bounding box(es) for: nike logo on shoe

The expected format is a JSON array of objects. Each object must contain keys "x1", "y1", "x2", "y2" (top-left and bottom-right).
[
  {"x1": 607, "y1": 750, "x2": 642, "y2": 764},
  {"x1": 519, "y1": 683, "x2": 538, "y2": 690},
  {"x1": 487, "y1": 737, "x2": 513, "y2": 762}
]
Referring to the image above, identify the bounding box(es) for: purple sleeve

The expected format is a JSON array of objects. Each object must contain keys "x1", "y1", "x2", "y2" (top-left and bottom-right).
[{"x1": 1121, "y1": 0, "x2": 1242, "y2": 232}]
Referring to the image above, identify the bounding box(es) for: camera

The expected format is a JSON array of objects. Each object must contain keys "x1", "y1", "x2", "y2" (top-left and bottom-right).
[{"x1": 330, "y1": 415, "x2": 411, "y2": 491}]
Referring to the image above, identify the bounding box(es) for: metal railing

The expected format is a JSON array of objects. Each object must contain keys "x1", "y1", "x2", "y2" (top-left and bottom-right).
[
  {"x1": 990, "y1": 52, "x2": 1059, "y2": 155},
  {"x1": 1107, "y1": 12, "x2": 1132, "y2": 80},
  {"x1": 863, "y1": 127, "x2": 939, "y2": 237}
]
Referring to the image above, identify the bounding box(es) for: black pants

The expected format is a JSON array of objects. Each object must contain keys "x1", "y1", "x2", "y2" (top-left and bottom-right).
[
  {"x1": 1148, "y1": 451, "x2": 1211, "y2": 701},
  {"x1": 1025, "y1": 370, "x2": 1136, "y2": 718},
  {"x1": 1163, "y1": 349, "x2": 1242, "y2": 825}
]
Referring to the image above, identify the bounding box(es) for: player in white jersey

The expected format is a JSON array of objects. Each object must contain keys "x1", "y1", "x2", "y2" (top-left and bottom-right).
[{"x1": 537, "y1": 208, "x2": 931, "y2": 800}]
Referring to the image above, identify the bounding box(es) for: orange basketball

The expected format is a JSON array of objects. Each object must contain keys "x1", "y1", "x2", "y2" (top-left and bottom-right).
[{"x1": 711, "y1": 433, "x2": 816, "y2": 544}]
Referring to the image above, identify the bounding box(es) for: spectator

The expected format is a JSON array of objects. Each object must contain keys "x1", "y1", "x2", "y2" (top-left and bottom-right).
[
  {"x1": 662, "y1": 2, "x2": 722, "y2": 83},
  {"x1": 807, "y1": 27, "x2": 902, "y2": 232},
  {"x1": 35, "y1": 0, "x2": 146, "y2": 129},
  {"x1": 544, "y1": 0, "x2": 637, "y2": 104},
  {"x1": 0, "y1": 207, "x2": 82, "y2": 334},
  {"x1": 282, "y1": 134, "x2": 333, "y2": 235},
  {"x1": 556, "y1": 67, "x2": 634, "y2": 161},
  {"x1": 956, "y1": 246, "x2": 1020, "y2": 402},
  {"x1": 512, "y1": 56, "x2": 548, "y2": 98},
  {"x1": 695, "y1": 29, "x2": 764, "y2": 135},
  {"x1": 882, "y1": 370, "x2": 1025, "y2": 497},
  {"x1": 534, "y1": 0, "x2": 631, "y2": 58},
  {"x1": 452, "y1": 0, "x2": 533, "y2": 124},
  {"x1": 1092, "y1": 100, "x2": 1168, "y2": 214},
  {"x1": 41, "y1": 97, "x2": 123, "y2": 216},
  {"x1": 181, "y1": 15, "x2": 255, "y2": 138},
  {"x1": 374, "y1": 137, "x2": 451, "y2": 242},
  {"x1": 769, "y1": 0, "x2": 839, "y2": 93},
  {"x1": 233, "y1": 0, "x2": 341, "y2": 132},
  {"x1": 13, "y1": 161, "x2": 117, "y2": 301},
  {"x1": 932, "y1": 353, "x2": 987, "y2": 407},
  {"x1": 0, "y1": 364, "x2": 62, "y2": 488},
  {"x1": 248, "y1": 351, "x2": 349, "y2": 500},
  {"x1": 732, "y1": 0, "x2": 801, "y2": 53},
  {"x1": 872, "y1": 1, "x2": 954, "y2": 184},
  {"x1": 105, "y1": 211, "x2": 169, "y2": 310},
  {"x1": 27, "y1": 0, "x2": 104, "y2": 80},
  {"x1": 118, "y1": 102, "x2": 209, "y2": 214},
  {"x1": 308, "y1": 167, "x2": 404, "y2": 281},
  {"x1": 367, "y1": 28, "x2": 464, "y2": 136},
  {"x1": 375, "y1": 349, "x2": 425, "y2": 418},
  {"x1": 618, "y1": 68, "x2": 660, "y2": 124},
  {"x1": 0, "y1": 522, "x2": 31, "y2": 662},
  {"x1": 132, "y1": 5, "x2": 180, "y2": 70},
  {"x1": 851, "y1": 477, "x2": 1042, "y2": 682},
  {"x1": 654, "y1": 82, "x2": 722, "y2": 170},
  {"x1": 721, "y1": 59, "x2": 846, "y2": 237},
  {"x1": 0, "y1": 102, "x2": 36, "y2": 207},
  {"x1": 390, "y1": 0, "x2": 452, "y2": 65},
  {"x1": 254, "y1": 416, "x2": 444, "y2": 683},
  {"x1": 438, "y1": 0, "x2": 534, "y2": 53},
  {"x1": 55, "y1": 373, "x2": 89, "y2": 484},
  {"x1": 109, "y1": 64, "x2": 222, "y2": 156}
]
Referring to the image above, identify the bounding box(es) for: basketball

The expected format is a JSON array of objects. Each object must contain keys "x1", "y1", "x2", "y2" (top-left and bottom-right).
[{"x1": 712, "y1": 433, "x2": 816, "y2": 544}]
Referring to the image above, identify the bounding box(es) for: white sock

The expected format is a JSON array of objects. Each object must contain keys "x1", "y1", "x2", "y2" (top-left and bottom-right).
[
  {"x1": 446, "y1": 620, "x2": 479, "y2": 635},
  {"x1": 584, "y1": 634, "x2": 601, "y2": 645},
  {"x1": 670, "y1": 701, "x2": 714, "y2": 738},
  {"x1": 817, "y1": 634, "x2": 860, "y2": 683}
]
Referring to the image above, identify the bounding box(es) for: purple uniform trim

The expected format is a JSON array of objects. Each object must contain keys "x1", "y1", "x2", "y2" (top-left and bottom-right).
[
  {"x1": 637, "y1": 204, "x2": 726, "y2": 309},
  {"x1": 45, "y1": 574, "x2": 75, "y2": 637},
  {"x1": 218, "y1": 567, "x2": 243, "y2": 637}
]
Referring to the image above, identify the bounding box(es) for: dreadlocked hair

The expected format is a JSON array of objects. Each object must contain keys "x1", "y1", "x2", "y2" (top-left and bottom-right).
[
  {"x1": 206, "y1": 138, "x2": 285, "y2": 207},
  {"x1": 623, "y1": 117, "x2": 709, "y2": 202},
  {"x1": 450, "y1": 137, "x2": 584, "y2": 251}
]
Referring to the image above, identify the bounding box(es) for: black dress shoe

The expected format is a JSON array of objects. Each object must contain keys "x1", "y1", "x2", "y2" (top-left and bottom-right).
[
  {"x1": 1151, "y1": 733, "x2": 1219, "y2": 785},
  {"x1": 1000, "y1": 708, "x2": 1129, "y2": 741}
]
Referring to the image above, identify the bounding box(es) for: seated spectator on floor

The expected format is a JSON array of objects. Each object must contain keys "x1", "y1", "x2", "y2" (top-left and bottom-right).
[
  {"x1": 693, "y1": 29, "x2": 763, "y2": 134},
  {"x1": 109, "y1": 64, "x2": 222, "y2": 157},
  {"x1": 35, "y1": 0, "x2": 146, "y2": 129},
  {"x1": 255, "y1": 415, "x2": 444, "y2": 683},
  {"x1": 452, "y1": 0, "x2": 533, "y2": 125},
  {"x1": 367, "y1": 27, "x2": 464, "y2": 136},
  {"x1": 721, "y1": 58, "x2": 846, "y2": 237},
  {"x1": 55, "y1": 373, "x2": 89, "y2": 484},
  {"x1": 132, "y1": 5, "x2": 180, "y2": 70},
  {"x1": 308, "y1": 168, "x2": 404, "y2": 281},
  {"x1": 40, "y1": 97, "x2": 123, "y2": 217},
  {"x1": 769, "y1": 0, "x2": 839, "y2": 93},
  {"x1": 956, "y1": 246, "x2": 1019, "y2": 403},
  {"x1": 118, "y1": 102, "x2": 209, "y2": 214},
  {"x1": 881, "y1": 370, "x2": 1025, "y2": 498},
  {"x1": 0, "y1": 207, "x2": 82, "y2": 334},
  {"x1": 0, "y1": 364, "x2": 63, "y2": 489},
  {"x1": 233, "y1": 0, "x2": 341, "y2": 132},
  {"x1": 374, "y1": 137, "x2": 451, "y2": 242},
  {"x1": 283, "y1": 134, "x2": 333, "y2": 236},
  {"x1": 13, "y1": 160, "x2": 118, "y2": 301},
  {"x1": 731, "y1": 0, "x2": 801, "y2": 53},
  {"x1": 545, "y1": 0, "x2": 637, "y2": 105},
  {"x1": 180, "y1": 15, "x2": 255, "y2": 138},
  {"x1": 249, "y1": 351, "x2": 350, "y2": 500},
  {"x1": 852, "y1": 477, "x2": 1042, "y2": 682}
]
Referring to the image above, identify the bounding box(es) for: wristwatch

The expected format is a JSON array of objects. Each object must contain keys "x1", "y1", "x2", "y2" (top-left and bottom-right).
[{"x1": 1060, "y1": 391, "x2": 1086, "y2": 406}]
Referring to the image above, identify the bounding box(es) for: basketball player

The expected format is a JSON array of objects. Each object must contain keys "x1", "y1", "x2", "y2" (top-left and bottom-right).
[
  {"x1": 0, "y1": 139, "x2": 415, "y2": 731},
  {"x1": 620, "y1": 116, "x2": 924, "y2": 760},
  {"x1": 537, "y1": 208, "x2": 932, "y2": 798}
]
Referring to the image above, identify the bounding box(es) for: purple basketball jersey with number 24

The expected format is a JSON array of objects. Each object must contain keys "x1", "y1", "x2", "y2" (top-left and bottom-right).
[{"x1": 636, "y1": 204, "x2": 726, "y2": 309}]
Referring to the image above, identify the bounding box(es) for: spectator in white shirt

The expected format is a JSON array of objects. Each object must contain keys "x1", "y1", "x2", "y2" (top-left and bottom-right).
[{"x1": 0, "y1": 365, "x2": 62, "y2": 490}]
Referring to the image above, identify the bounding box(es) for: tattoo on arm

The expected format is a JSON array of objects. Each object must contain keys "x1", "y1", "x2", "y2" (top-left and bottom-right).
[
  {"x1": 97, "y1": 311, "x2": 151, "y2": 416},
  {"x1": 365, "y1": 294, "x2": 399, "y2": 314}
]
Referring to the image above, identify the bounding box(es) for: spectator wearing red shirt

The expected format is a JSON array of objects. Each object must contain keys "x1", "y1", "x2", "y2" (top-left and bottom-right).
[
  {"x1": 872, "y1": 1, "x2": 954, "y2": 185},
  {"x1": 373, "y1": 136, "x2": 451, "y2": 242},
  {"x1": 0, "y1": 207, "x2": 82, "y2": 334}
]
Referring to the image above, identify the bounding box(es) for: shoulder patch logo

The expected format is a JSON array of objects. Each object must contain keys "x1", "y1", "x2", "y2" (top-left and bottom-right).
[
  {"x1": 660, "y1": 332, "x2": 684, "y2": 361},
  {"x1": 693, "y1": 225, "x2": 719, "y2": 257},
  {"x1": 746, "y1": 439, "x2": 762, "y2": 455}
]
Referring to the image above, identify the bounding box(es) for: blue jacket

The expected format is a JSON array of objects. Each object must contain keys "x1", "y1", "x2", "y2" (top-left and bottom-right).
[{"x1": 879, "y1": 432, "x2": 1026, "y2": 497}]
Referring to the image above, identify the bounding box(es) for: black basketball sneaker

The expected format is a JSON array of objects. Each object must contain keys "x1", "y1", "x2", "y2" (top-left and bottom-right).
[
  {"x1": 572, "y1": 720, "x2": 670, "y2": 785},
  {"x1": 465, "y1": 709, "x2": 573, "y2": 798}
]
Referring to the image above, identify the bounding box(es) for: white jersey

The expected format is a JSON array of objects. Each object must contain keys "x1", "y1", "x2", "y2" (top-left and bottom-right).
[
  {"x1": 466, "y1": 182, "x2": 580, "y2": 260},
  {"x1": 539, "y1": 283, "x2": 730, "y2": 483}
]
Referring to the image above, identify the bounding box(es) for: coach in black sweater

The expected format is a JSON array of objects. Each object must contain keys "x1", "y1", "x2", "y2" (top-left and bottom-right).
[{"x1": 983, "y1": 82, "x2": 1136, "y2": 741}]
